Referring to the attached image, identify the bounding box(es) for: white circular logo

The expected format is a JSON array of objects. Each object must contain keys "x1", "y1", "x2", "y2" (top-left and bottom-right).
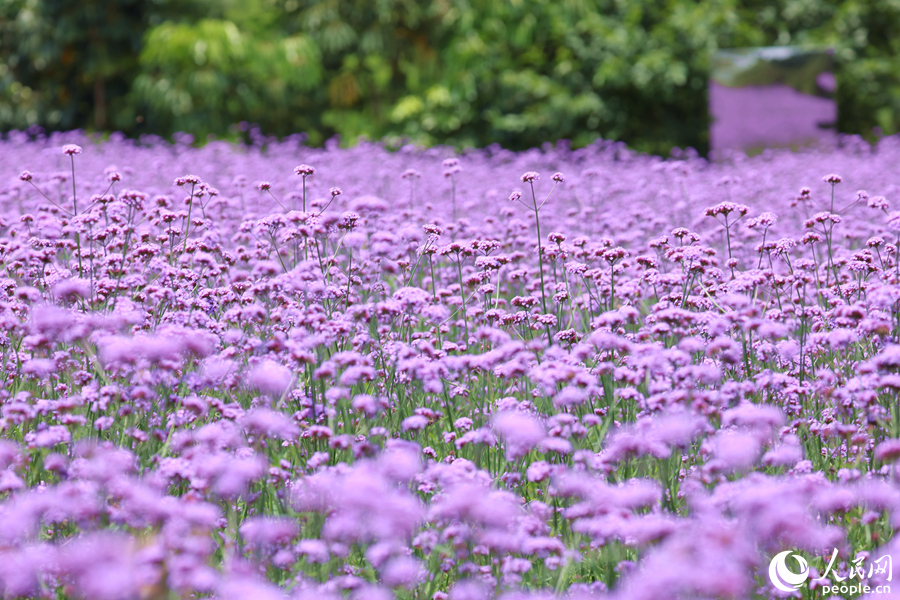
[{"x1": 769, "y1": 551, "x2": 810, "y2": 592}]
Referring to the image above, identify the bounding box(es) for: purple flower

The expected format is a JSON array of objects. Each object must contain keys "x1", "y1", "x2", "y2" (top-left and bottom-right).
[
  {"x1": 174, "y1": 174, "x2": 201, "y2": 186},
  {"x1": 25, "y1": 425, "x2": 71, "y2": 449},
  {"x1": 401, "y1": 414, "x2": 430, "y2": 432},
  {"x1": 218, "y1": 574, "x2": 285, "y2": 600},
  {"x1": 869, "y1": 195, "x2": 890, "y2": 211},
  {"x1": 604, "y1": 411, "x2": 709, "y2": 462},
  {"x1": 449, "y1": 580, "x2": 490, "y2": 600},
  {"x1": 351, "y1": 394, "x2": 380, "y2": 417},
  {"x1": 526, "y1": 461, "x2": 552, "y2": 482},
  {"x1": 247, "y1": 360, "x2": 294, "y2": 398},
  {"x1": 240, "y1": 516, "x2": 299, "y2": 549},
  {"x1": 53, "y1": 279, "x2": 91, "y2": 300},
  {"x1": 704, "y1": 430, "x2": 762, "y2": 474},
  {"x1": 704, "y1": 201, "x2": 749, "y2": 218},
  {"x1": 746, "y1": 211, "x2": 777, "y2": 229},
  {"x1": 295, "y1": 464, "x2": 424, "y2": 545},
  {"x1": 196, "y1": 453, "x2": 267, "y2": 499},
  {"x1": 296, "y1": 539, "x2": 330, "y2": 563},
  {"x1": 241, "y1": 408, "x2": 300, "y2": 441},
  {"x1": 0, "y1": 442, "x2": 23, "y2": 471},
  {"x1": 721, "y1": 403, "x2": 784, "y2": 431},
  {"x1": 22, "y1": 358, "x2": 57, "y2": 380},
  {"x1": 875, "y1": 438, "x2": 900, "y2": 463},
  {"x1": 379, "y1": 441, "x2": 422, "y2": 483},
  {"x1": 380, "y1": 556, "x2": 424, "y2": 589},
  {"x1": 57, "y1": 532, "x2": 147, "y2": 600},
  {"x1": 62, "y1": 144, "x2": 82, "y2": 156},
  {"x1": 492, "y1": 411, "x2": 545, "y2": 460},
  {"x1": 762, "y1": 436, "x2": 804, "y2": 467},
  {"x1": 0, "y1": 470, "x2": 25, "y2": 492},
  {"x1": 350, "y1": 196, "x2": 387, "y2": 212}
]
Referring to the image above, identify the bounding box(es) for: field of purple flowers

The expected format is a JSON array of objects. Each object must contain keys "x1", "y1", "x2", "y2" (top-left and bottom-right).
[{"x1": 2, "y1": 131, "x2": 900, "y2": 599}]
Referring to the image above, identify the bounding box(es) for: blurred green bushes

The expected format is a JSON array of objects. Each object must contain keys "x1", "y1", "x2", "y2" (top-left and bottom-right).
[{"x1": 2, "y1": 0, "x2": 899, "y2": 154}]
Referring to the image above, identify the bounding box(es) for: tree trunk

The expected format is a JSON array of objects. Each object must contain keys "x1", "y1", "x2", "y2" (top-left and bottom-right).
[{"x1": 94, "y1": 75, "x2": 106, "y2": 130}]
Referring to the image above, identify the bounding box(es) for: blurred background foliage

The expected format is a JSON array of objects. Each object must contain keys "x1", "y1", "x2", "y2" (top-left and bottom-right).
[{"x1": 2, "y1": 0, "x2": 900, "y2": 154}]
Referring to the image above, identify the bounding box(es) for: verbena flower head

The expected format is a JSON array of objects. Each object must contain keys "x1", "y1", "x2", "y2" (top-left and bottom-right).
[
  {"x1": 338, "y1": 211, "x2": 360, "y2": 230},
  {"x1": 869, "y1": 195, "x2": 890, "y2": 210},
  {"x1": 174, "y1": 174, "x2": 201, "y2": 186},
  {"x1": 492, "y1": 410, "x2": 545, "y2": 460},
  {"x1": 746, "y1": 212, "x2": 777, "y2": 229},
  {"x1": 247, "y1": 360, "x2": 293, "y2": 398},
  {"x1": 241, "y1": 408, "x2": 299, "y2": 441},
  {"x1": 874, "y1": 438, "x2": 900, "y2": 463},
  {"x1": 381, "y1": 555, "x2": 425, "y2": 589},
  {"x1": 3, "y1": 129, "x2": 900, "y2": 598},
  {"x1": 520, "y1": 171, "x2": 539, "y2": 183},
  {"x1": 62, "y1": 144, "x2": 82, "y2": 156},
  {"x1": 887, "y1": 211, "x2": 900, "y2": 232},
  {"x1": 704, "y1": 202, "x2": 749, "y2": 218},
  {"x1": 239, "y1": 516, "x2": 299, "y2": 550},
  {"x1": 823, "y1": 173, "x2": 842, "y2": 184},
  {"x1": 423, "y1": 223, "x2": 443, "y2": 236},
  {"x1": 294, "y1": 164, "x2": 315, "y2": 176}
]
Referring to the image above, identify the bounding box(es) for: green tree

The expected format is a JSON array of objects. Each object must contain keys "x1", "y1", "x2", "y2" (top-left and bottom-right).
[
  {"x1": 4, "y1": 0, "x2": 900, "y2": 152},
  {"x1": 0, "y1": 0, "x2": 208, "y2": 133},
  {"x1": 133, "y1": 18, "x2": 323, "y2": 140}
]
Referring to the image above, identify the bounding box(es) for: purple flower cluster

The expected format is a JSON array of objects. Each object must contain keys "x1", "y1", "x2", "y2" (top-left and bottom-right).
[{"x1": 0, "y1": 130, "x2": 899, "y2": 598}]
